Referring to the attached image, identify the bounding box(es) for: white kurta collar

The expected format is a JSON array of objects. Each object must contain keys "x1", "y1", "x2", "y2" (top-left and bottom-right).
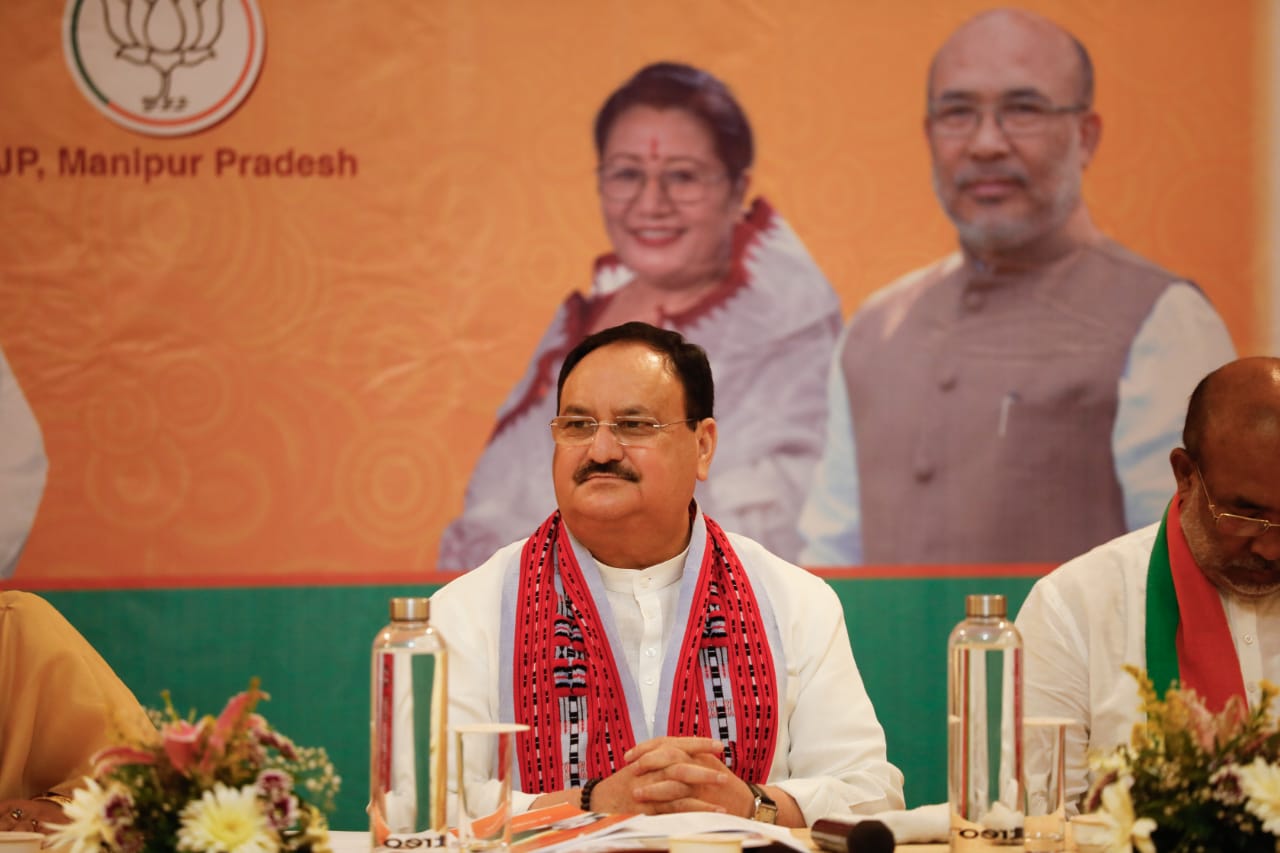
[{"x1": 595, "y1": 548, "x2": 687, "y2": 595}]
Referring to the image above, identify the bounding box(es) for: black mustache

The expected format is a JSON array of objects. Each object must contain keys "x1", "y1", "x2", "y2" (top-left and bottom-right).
[{"x1": 574, "y1": 461, "x2": 639, "y2": 484}]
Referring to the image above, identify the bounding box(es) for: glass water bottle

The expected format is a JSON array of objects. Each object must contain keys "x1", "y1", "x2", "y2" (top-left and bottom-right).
[
  {"x1": 370, "y1": 596, "x2": 449, "y2": 848},
  {"x1": 948, "y1": 593, "x2": 1024, "y2": 850}
]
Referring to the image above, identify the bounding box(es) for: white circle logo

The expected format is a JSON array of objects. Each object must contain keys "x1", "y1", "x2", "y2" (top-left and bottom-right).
[{"x1": 63, "y1": 0, "x2": 265, "y2": 137}]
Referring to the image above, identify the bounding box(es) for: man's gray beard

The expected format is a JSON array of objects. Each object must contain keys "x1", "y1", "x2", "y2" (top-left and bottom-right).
[
  {"x1": 1205, "y1": 559, "x2": 1280, "y2": 600},
  {"x1": 953, "y1": 217, "x2": 1039, "y2": 255},
  {"x1": 1183, "y1": 505, "x2": 1280, "y2": 599},
  {"x1": 932, "y1": 164, "x2": 1083, "y2": 255}
]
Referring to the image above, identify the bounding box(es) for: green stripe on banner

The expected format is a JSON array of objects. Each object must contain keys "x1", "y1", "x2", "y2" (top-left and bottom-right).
[{"x1": 40, "y1": 574, "x2": 1041, "y2": 829}]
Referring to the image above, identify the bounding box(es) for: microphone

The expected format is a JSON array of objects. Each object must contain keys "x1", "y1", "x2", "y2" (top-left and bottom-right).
[{"x1": 811, "y1": 818, "x2": 895, "y2": 853}]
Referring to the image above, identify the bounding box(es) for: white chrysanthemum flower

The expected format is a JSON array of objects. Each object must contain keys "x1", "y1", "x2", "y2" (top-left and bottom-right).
[
  {"x1": 1131, "y1": 816, "x2": 1156, "y2": 853},
  {"x1": 177, "y1": 782, "x2": 278, "y2": 853},
  {"x1": 1095, "y1": 777, "x2": 1157, "y2": 853},
  {"x1": 1236, "y1": 757, "x2": 1280, "y2": 834},
  {"x1": 47, "y1": 777, "x2": 122, "y2": 853}
]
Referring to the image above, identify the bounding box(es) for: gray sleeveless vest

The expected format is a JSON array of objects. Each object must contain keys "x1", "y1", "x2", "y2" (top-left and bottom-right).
[{"x1": 841, "y1": 239, "x2": 1180, "y2": 564}]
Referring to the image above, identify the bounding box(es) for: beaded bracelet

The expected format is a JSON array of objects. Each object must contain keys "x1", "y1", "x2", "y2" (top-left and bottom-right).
[{"x1": 580, "y1": 777, "x2": 601, "y2": 811}]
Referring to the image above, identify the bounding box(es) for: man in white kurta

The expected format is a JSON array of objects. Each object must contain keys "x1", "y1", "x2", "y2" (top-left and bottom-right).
[
  {"x1": 432, "y1": 512, "x2": 903, "y2": 823},
  {"x1": 430, "y1": 322, "x2": 903, "y2": 828},
  {"x1": 1016, "y1": 357, "x2": 1280, "y2": 810}
]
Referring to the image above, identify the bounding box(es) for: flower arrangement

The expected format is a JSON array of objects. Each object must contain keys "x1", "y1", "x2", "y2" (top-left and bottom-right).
[
  {"x1": 1082, "y1": 666, "x2": 1280, "y2": 853},
  {"x1": 50, "y1": 680, "x2": 340, "y2": 853}
]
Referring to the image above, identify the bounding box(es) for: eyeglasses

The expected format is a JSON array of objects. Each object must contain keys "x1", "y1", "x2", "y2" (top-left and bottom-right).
[
  {"x1": 1194, "y1": 463, "x2": 1280, "y2": 538},
  {"x1": 597, "y1": 164, "x2": 727, "y2": 204},
  {"x1": 549, "y1": 416, "x2": 696, "y2": 447},
  {"x1": 927, "y1": 97, "x2": 1089, "y2": 138}
]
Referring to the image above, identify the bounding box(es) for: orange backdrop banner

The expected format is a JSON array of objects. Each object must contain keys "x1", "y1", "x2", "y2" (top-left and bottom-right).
[{"x1": 0, "y1": 0, "x2": 1269, "y2": 586}]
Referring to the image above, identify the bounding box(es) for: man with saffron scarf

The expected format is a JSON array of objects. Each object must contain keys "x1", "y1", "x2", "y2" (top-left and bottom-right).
[
  {"x1": 429, "y1": 322, "x2": 904, "y2": 827},
  {"x1": 0, "y1": 591, "x2": 155, "y2": 833},
  {"x1": 1016, "y1": 357, "x2": 1280, "y2": 810}
]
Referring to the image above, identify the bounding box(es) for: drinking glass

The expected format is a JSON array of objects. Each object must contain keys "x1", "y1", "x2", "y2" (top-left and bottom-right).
[{"x1": 454, "y1": 722, "x2": 528, "y2": 850}]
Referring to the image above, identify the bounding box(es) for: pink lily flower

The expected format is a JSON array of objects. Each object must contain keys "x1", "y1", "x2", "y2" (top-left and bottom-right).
[
  {"x1": 161, "y1": 719, "x2": 204, "y2": 774},
  {"x1": 199, "y1": 684, "x2": 265, "y2": 773},
  {"x1": 93, "y1": 745, "x2": 157, "y2": 775}
]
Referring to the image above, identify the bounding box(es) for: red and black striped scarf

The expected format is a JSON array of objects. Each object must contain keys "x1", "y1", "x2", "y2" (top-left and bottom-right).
[{"x1": 511, "y1": 510, "x2": 779, "y2": 792}]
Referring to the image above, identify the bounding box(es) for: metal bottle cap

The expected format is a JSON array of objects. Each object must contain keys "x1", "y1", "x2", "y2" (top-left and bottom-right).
[
  {"x1": 390, "y1": 596, "x2": 431, "y2": 621},
  {"x1": 965, "y1": 594, "x2": 1007, "y2": 619}
]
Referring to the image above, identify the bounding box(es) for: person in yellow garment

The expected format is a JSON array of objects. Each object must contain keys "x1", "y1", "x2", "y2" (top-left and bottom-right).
[{"x1": 0, "y1": 590, "x2": 155, "y2": 833}]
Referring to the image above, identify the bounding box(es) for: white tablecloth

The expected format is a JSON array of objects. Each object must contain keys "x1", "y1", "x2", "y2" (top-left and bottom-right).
[{"x1": 329, "y1": 830, "x2": 368, "y2": 853}]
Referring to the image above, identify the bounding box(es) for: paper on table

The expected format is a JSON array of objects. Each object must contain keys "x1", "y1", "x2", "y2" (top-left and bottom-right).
[
  {"x1": 511, "y1": 810, "x2": 808, "y2": 853},
  {"x1": 331, "y1": 807, "x2": 810, "y2": 853}
]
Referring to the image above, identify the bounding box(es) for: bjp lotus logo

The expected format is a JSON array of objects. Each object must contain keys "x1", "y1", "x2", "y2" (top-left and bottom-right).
[
  {"x1": 63, "y1": 0, "x2": 266, "y2": 137},
  {"x1": 101, "y1": 0, "x2": 226, "y2": 111}
]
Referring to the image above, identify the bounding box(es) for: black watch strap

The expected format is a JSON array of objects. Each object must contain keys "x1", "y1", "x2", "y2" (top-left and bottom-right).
[{"x1": 747, "y1": 781, "x2": 778, "y2": 824}]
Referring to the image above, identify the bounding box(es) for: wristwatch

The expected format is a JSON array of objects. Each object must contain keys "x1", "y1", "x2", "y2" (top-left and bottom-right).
[{"x1": 746, "y1": 781, "x2": 778, "y2": 824}]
